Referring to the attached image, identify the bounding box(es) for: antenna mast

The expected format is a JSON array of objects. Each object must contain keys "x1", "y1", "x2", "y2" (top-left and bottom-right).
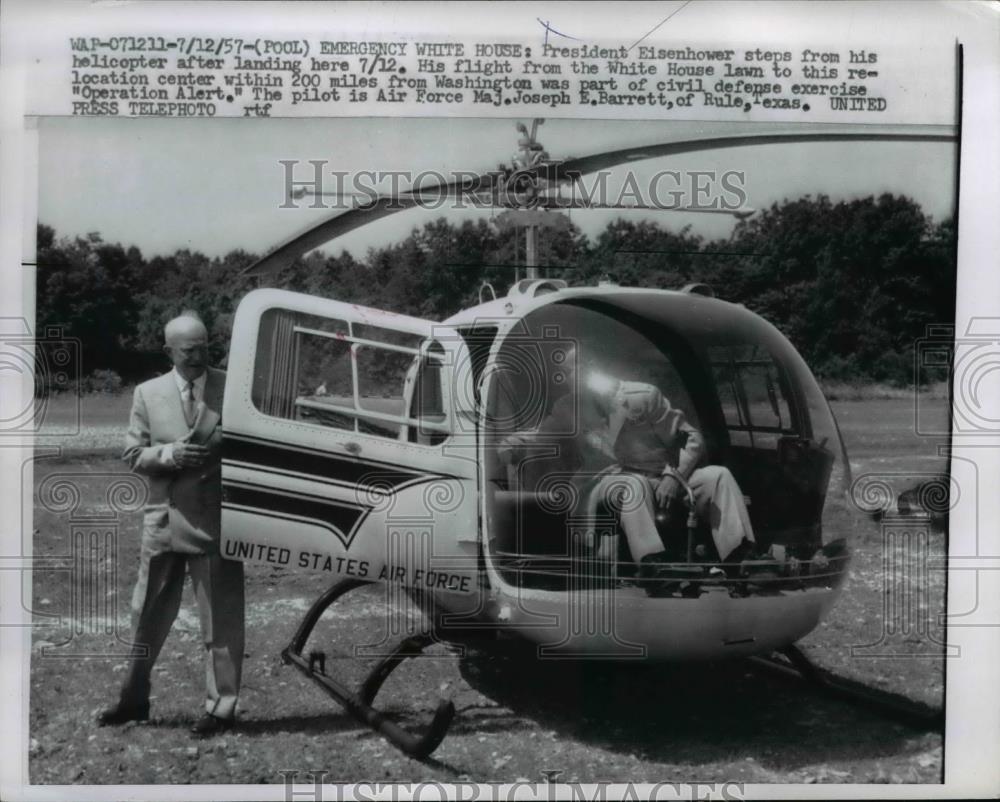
[{"x1": 515, "y1": 119, "x2": 547, "y2": 280}]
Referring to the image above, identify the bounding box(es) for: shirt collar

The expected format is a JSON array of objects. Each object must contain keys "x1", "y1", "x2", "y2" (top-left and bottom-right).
[{"x1": 173, "y1": 367, "x2": 207, "y2": 396}]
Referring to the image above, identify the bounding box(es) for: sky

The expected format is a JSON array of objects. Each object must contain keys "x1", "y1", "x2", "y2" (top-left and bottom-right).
[
  {"x1": 28, "y1": 0, "x2": 969, "y2": 262},
  {"x1": 37, "y1": 116, "x2": 957, "y2": 261}
]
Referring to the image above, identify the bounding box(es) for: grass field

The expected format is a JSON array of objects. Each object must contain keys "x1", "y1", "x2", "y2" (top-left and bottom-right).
[
  {"x1": 35, "y1": 392, "x2": 134, "y2": 454},
  {"x1": 27, "y1": 392, "x2": 951, "y2": 785}
]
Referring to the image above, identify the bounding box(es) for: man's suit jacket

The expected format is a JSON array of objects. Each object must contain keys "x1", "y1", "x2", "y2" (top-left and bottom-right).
[
  {"x1": 545, "y1": 382, "x2": 704, "y2": 472},
  {"x1": 517, "y1": 381, "x2": 704, "y2": 490},
  {"x1": 123, "y1": 368, "x2": 226, "y2": 555},
  {"x1": 604, "y1": 381, "x2": 704, "y2": 479}
]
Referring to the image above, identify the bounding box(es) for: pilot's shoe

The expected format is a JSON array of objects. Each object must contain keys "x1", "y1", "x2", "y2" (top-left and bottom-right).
[
  {"x1": 725, "y1": 538, "x2": 760, "y2": 563},
  {"x1": 639, "y1": 552, "x2": 682, "y2": 597},
  {"x1": 638, "y1": 550, "x2": 670, "y2": 572},
  {"x1": 640, "y1": 550, "x2": 710, "y2": 597},
  {"x1": 97, "y1": 700, "x2": 149, "y2": 726},
  {"x1": 190, "y1": 713, "x2": 235, "y2": 737}
]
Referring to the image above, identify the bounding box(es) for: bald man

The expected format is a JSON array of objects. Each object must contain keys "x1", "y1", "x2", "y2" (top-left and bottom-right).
[{"x1": 98, "y1": 313, "x2": 245, "y2": 737}]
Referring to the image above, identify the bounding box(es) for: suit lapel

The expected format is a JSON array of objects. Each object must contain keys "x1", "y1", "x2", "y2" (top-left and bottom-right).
[
  {"x1": 151, "y1": 371, "x2": 189, "y2": 439},
  {"x1": 148, "y1": 369, "x2": 223, "y2": 442}
]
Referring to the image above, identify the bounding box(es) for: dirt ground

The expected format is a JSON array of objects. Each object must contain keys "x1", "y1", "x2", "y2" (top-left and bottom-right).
[{"x1": 26, "y1": 396, "x2": 950, "y2": 785}]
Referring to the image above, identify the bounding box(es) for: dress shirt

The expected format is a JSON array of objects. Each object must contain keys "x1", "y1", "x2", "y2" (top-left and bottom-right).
[{"x1": 162, "y1": 368, "x2": 208, "y2": 468}]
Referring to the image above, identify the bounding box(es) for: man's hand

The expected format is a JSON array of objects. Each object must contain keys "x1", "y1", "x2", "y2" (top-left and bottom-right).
[
  {"x1": 654, "y1": 473, "x2": 684, "y2": 508},
  {"x1": 173, "y1": 442, "x2": 209, "y2": 469}
]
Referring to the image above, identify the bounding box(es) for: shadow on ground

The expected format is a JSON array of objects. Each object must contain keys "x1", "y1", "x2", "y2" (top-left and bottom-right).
[{"x1": 452, "y1": 641, "x2": 940, "y2": 772}]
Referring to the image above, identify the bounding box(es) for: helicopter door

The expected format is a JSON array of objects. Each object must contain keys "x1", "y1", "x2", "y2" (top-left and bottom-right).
[{"x1": 220, "y1": 289, "x2": 479, "y2": 595}]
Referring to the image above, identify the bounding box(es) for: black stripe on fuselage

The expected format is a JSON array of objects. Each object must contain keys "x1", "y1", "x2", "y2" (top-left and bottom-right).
[
  {"x1": 222, "y1": 432, "x2": 450, "y2": 491},
  {"x1": 222, "y1": 480, "x2": 370, "y2": 549}
]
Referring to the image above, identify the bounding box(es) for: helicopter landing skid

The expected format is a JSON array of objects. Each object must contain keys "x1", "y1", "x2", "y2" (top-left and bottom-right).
[
  {"x1": 280, "y1": 578, "x2": 456, "y2": 759},
  {"x1": 750, "y1": 644, "x2": 944, "y2": 731}
]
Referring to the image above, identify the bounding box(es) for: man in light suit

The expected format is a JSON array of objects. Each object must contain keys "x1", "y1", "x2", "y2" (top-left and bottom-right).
[
  {"x1": 98, "y1": 313, "x2": 245, "y2": 736},
  {"x1": 573, "y1": 374, "x2": 756, "y2": 566}
]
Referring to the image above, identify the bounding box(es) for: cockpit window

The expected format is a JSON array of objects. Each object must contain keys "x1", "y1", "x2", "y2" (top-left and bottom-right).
[
  {"x1": 486, "y1": 305, "x2": 697, "y2": 436},
  {"x1": 458, "y1": 326, "x2": 498, "y2": 404},
  {"x1": 252, "y1": 308, "x2": 450, "y2": 443},
  {"x1": 708, "y1": 344, "x2": 797, "y2": 447},
  {"x1": 485, "y1": 304, "x2": 699, "y2": 499},
  {"x1": 407, "y1": 341, "x2": 448, "y2": 445},
  {"x1": 483, "y1": 297, "x2": 849, "y2": 593}
]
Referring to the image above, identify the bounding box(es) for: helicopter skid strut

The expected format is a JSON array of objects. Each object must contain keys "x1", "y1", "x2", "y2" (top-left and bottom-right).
[
  {"x1": 280, "y1": 578, "x2": 456, "y2": 759},
  {"x1": 750, "y1": 644, "x2": 944, "y2": 731}
]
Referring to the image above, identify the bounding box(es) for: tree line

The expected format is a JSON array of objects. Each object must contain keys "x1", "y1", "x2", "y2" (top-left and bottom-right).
[{"x1": 36, "y1": 192, "x2": 956, "y2": 391}]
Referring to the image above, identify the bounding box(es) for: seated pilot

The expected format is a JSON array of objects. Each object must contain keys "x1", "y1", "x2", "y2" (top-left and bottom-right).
[{"x1": 499, "y1": 344, "x2": 756, "y2": 579}]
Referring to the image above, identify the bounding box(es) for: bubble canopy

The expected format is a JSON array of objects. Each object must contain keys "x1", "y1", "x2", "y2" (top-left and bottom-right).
[{"x1": 482, "y1": 292, "x2": 852, "y2": 571}]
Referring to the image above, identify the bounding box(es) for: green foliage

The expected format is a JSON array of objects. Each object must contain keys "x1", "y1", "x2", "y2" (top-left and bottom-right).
[
  {"x1": 36, "y1": 229, "x2": 148, "y2": 375},
  {"x1": 711, "y1": 194, "x2": 956, "y2": 384},
  {"x1": 36, "y1": 193, "x2": 956, "y2": 386},
  {"x1": 73, "y1": 368, "x2": 124, "y2": 396}
]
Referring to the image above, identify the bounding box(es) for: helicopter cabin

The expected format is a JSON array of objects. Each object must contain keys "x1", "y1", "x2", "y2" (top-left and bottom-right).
[
  {"x1": 444, "y1": 279, "x2": 852, "y2": 595},
  {"x1": 221, "y1": 280, "x2": 851, "y2": 603}
]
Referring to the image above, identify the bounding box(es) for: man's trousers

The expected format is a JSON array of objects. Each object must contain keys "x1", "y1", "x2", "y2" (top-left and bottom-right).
[
  {"x1": 585, "y1": 465, "x2": 755, "y2": 562},
  {"x1": 119, "y1": 547, "x2": 245, "y2": 719}
]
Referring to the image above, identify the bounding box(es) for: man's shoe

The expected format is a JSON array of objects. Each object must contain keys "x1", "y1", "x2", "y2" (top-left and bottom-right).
[
  {"x1": 190, "y1": 713, "x2": 235, "y2": 737},
  {"x1": 638, "y1": 551, "x2": 670, "y2": 575},
  {"x1": 639, "y1": 552, "x2": 670, "y2": 596},
  {"x1": 725, "y1": 539, "x2": 758, "y2": 563},
  {"x1": 97, "y1": 701, "x2": 149, "y2": 726}
]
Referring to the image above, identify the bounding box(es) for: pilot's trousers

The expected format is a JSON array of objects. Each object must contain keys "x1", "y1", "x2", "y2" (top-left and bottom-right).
[
  {"x1": 119, "y1": 548, "x2": 245, "y2": 719},
  {"x1": 585, "y1": 465, "x2": 755, "y2": 562}
]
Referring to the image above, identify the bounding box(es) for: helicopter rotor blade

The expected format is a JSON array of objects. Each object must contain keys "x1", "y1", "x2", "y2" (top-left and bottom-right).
[
  {"x1": 243, "y1": 123, "x2": 956, "y2": 277},
  {"x1": 243, "y1": 174, "x2": 501, "y2": 277},
  {"x1": 242, "y1": 197, "x2": 422, "y2": 278},
  {"x1": 552, "y1": 123, "x2": 957, "y2": 180},
  {"x1": 534, "y1": 196, "x2": 755, "y2": 217}
]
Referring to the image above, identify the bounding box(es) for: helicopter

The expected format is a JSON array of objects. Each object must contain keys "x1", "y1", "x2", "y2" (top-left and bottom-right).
[{"x1": 222, "y1": 119, "x2": 955, "y2": 757}]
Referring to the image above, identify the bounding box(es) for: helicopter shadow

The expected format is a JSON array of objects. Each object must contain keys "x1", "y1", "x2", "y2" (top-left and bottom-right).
[{"x1": 455, "y1": 642, "x2": 940, "y2": 772}]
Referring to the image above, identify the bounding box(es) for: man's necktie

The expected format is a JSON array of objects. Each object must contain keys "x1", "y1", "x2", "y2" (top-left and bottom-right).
[{"x1": 183, "y1": 380, "x2": 196, "y2": 426}]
